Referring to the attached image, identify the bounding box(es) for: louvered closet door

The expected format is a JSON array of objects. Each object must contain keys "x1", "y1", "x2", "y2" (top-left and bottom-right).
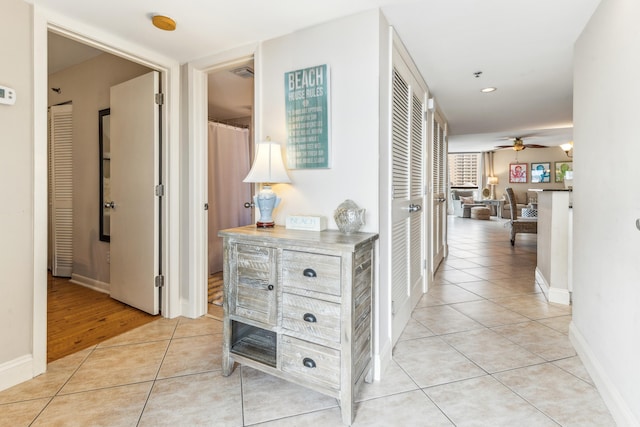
[
  {"x1": 49, "y1": 105, "x2": 73, "y2": 277},
  {"x1": 431, "y1": 113, "x2": 447, "y2": 273},
  {"x1": 390, "y1": 57, "x2": 426, "y2": 346}
]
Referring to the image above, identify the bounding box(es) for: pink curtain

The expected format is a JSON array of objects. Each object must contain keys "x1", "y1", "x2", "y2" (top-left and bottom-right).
[{"x1": 208, "y1": 122, "x2": 252, "y2": 274}]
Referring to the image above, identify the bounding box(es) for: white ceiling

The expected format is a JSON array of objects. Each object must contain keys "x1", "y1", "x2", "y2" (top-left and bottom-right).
[{"x1": 42, "y1": 0, "x2": 602, "y2": 152}]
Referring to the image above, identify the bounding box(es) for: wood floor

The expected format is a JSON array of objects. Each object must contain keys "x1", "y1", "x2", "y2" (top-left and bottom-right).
[
  {"x1": 48, "y1": 272, "x2": 224, "y2": 362},
  {"x1": 47, "y1": 274, "x2": 157, "y2": 363},
  {"x1": 207, "y1": 271, "x2": 224, "y2": 320}
]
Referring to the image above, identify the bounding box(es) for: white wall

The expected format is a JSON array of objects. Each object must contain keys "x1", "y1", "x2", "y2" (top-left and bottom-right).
[
  {"x1": 258, "y1": 10, "x2": 390, "y2": 372},
  {"x1": 258, "y1": 10, "x2": 381, "y2": 232},
  {"x1": 48, "y1": 53, "x2": 150, "y2": 286},
  {"x1": 573, "y1": 0, "x2": 640, "y2": 424},
  {"x1": 0, "y1": 0, "x2": 35, "y2": 389}
]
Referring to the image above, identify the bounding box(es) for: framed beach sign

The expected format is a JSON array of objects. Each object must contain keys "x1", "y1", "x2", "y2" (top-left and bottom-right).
[
  {"x1": 284, "y1": 64, "x2": 331, "y2": 169},
  {"x1": 555, "y1": 161, "x2": 573, "y2": 182},
  {"x1": 531, "y1": 162, "x2": 551, "y2": 183},
  {"x1": 509, "y1": 163, "x2": 528, "y2": 183}
]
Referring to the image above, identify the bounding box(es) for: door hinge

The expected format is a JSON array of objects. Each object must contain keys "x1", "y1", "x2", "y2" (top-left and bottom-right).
[
  {"x1": 155, "y1": 275, "x2": 165, "y2": 288},
  {"x1": 155, "y1": 93, "x2": 164, "y2": 105},
  {"x1": 155, "y1": 184, "x2": 165, "y2": 197},
  {"x1": 423, "y1": 259, "x2": 428, "y2": 270}
]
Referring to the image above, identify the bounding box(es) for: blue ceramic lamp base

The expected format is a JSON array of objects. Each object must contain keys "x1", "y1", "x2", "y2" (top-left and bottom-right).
[{"x1": 254, "y1": 185, "x2": 281, "y2": 228}]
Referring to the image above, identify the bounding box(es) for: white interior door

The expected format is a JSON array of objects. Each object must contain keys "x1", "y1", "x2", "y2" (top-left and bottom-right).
[
  {"x1": 109, "y1": 71, "x2": 160, "y2": 315},
  {"x1": 390, "y1": 52, "x2": 426, "y2": 346},
  {"x1": 49, "y1": 104, "x2": 74, "y2": 277},
  {"x1": 431, "y1": 113, "x2": 447, "y2": 274}
]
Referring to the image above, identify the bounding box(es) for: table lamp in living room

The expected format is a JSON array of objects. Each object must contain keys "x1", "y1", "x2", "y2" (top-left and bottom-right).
[
  {"x1": 243, "y1": 139, "x2": 291, "y2": 228},
  {"x1": 487, "y1": 176, "x2": 498, "y2": 200}
]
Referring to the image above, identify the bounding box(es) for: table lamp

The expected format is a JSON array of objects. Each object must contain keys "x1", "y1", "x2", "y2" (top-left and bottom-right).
[
  {"x1": 487, "y1": 176, "x2": 498, "y2": 200},
  {"x1": 243, "y1": 139, "x2": 291, "y2": 227}
]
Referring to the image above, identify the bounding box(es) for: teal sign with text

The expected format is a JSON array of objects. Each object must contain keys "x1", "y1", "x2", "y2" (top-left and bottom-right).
[{"x1": 284, "y1": 64, "x2": 330, "y2": 169}]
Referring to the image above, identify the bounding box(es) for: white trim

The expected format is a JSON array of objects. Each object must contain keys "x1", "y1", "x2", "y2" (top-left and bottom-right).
[
  {"x1": 32, "y1": 7, "x2": 49, "y2": 379},
  {"x1": 184, "y1": 44, "x2": 259, "y2": 319},
  {"x1": 569, "y1": 323, "x2": 639, "y2": 427},
  {"x1": 373, "y1": 338, "x2": 392, "y2": 381},
  {"x1": 535, "y1": 267, "x2": 571, "y2": 305},
  {"x1": 70, "y1": 273, "x2": 109, "y2": 294},
  {"x1": 163, "y1": 55, "x2": 182, "y2": 319},
  {"x1": 0, "y1": 355, "x2": 34, "y2": 392},
  {"x1": 31, "y1": 6, "x2": 182, "y2": 382},
  {"x1": 183, "y1": 62, "x2": 208, "y2": 318}
]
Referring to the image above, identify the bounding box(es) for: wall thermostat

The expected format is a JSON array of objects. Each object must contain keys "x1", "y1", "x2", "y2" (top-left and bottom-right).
[{"x1": 0, "y1": 85, "x2": 16, "y2": 105}]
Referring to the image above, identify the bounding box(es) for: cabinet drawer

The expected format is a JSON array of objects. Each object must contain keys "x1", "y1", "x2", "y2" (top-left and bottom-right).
[
  {"x1": 280, "y1": 335, "x2": 340, "y2": 390},
  {"x1": 282, "y1": 250, "x2": 341, "y2": 296},
  {"x1": 282, "y1": 293, "x2": 340, "y2": 344}
]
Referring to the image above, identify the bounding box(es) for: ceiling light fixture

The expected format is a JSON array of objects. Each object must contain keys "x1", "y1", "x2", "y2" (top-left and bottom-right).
[
  {"x1": 481, "y1": 87, "x2": 497, "y2": 93},
  {"x1": 512, "y1": 138, "x2": 526, "y2": 151},
  {"x1": 152, "y1": 15, "x2": 176, "y2": 31}
]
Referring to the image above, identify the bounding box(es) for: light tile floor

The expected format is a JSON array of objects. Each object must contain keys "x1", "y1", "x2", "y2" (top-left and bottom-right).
[{"x1": 0, "y1": 216, "x2": 616, "y2": 426}]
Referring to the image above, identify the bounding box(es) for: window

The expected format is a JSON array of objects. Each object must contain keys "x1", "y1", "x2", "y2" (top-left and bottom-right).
[{"x1": 448, "y1": 153, "x2": 480, "y2": 188}]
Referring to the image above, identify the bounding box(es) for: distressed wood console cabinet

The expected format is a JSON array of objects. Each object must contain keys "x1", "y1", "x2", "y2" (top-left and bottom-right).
[{"x1": 219, "y1": 225, "x2": 378, "y2": 425}]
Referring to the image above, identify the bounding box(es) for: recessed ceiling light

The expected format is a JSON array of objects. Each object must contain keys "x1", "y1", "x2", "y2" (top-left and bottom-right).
[
  {"x1": 152, "y1": 15, "x2": 176, "y2": 31},
  {"x1": 481, "y1": 87, "x2": 497, "y2": 93}
]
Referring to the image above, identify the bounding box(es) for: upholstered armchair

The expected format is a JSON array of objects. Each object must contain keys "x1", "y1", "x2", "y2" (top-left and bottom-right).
[
  {"x1": 505, "y1": 187, "x2": 537, "y2": 245},
  {"x1": 451, "y1": 189, "x2": 484, "y2": 218}
]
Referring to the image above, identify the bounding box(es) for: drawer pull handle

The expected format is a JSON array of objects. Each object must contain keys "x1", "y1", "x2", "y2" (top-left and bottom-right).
[
  {"x1": 303, "y1": 313, "x2": 317, "y2": 323},
  {"x1": 303, "y1": 357, "x2": 316, "y2": 369},
  {"x1": 267, "y1": 284, "x2": 274, "y2": 291},
  {"x1": 303, "y1": 268, "x2": 317, "y2": 278}
]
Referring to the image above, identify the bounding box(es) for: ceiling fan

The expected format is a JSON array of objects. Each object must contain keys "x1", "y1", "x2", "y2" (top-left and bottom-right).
[{"x1": 495, "y1": 137, "x2": 546, "y2": 151}]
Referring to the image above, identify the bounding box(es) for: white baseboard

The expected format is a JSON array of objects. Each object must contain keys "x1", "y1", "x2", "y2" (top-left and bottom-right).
[
  {"x1": 181, "y1": 300, "x2": 203, "y2": 319},
  {"x1": 70, "y1": 273, "x2": 109, "y2": 294},
  {"x1": 373, "y1": 339, "x2": 392, "y2": 382},
  {"x1": 0, "y1": 354, "x2": 34, "y2": 392},
  {"x1": 535, "y1": 267, "x2": 571, "y2": 305},
  {"x1": 569, "y1": 322, "x2": 639, "y2": 426}
]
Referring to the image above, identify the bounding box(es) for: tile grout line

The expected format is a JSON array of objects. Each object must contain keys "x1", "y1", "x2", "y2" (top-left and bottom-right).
[{"x1": 135, "y1": 317, "x2": 180, "y2": 426}]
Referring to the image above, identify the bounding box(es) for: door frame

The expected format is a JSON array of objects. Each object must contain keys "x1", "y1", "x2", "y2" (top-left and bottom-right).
[
  {"x1": 32, "y1": 8, "x2": 181, "y2": 375},
  {"x1": 183, "y1": 45, "x2": 259, "y2": 318}
]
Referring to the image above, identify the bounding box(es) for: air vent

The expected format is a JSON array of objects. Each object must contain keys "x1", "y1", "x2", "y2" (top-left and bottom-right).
[{"x1": 230, "y1": 66, "x2": 254, "y2": 78}]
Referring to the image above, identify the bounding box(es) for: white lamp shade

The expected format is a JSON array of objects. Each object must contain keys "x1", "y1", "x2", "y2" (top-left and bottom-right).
[
  {"x1": 487, "y1": 176, "x2": 498, "y2": 185},
  {"x1": 243, "y1": 140, "x2": 291, "y2": 184}
]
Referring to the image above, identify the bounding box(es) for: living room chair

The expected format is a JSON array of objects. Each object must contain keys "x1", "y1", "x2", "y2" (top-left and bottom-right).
[
  {"x1": 504, "y1": 187, "x2": 537, "y2": 246},
  {"x1": 451, "y1": 189, "x2": 484, "y2": 218}
]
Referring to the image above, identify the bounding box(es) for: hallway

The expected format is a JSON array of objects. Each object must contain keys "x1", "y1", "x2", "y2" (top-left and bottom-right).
[{"x1": 0, "y1": 217, "x2": 615, "y2": 426}]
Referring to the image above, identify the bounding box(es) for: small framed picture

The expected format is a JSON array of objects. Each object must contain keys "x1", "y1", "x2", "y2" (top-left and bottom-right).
[
  {"x1": 555, "y1": 161, "x2": 573, "y2": 182},
  {"x1": 509, "y1": 163, "x2": 528, "y2": 183},
  {"x1": 531, "y1": 162, "x2": 551, "y2": 183}
]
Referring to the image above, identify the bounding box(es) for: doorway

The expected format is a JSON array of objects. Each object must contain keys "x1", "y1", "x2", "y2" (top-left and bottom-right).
[
  {"x1": 46, "y1": 31, "x2": 159, "y2": 360},
  {"x1": 205, "y1": 59, "x2": 255, "y2": 319}
]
